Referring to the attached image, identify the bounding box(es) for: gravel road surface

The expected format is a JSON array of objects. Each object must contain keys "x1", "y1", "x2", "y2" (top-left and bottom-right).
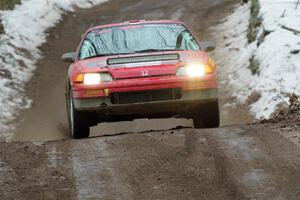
[{"x1": 2, "y1": 123, "x2": 300, "y2": 199}]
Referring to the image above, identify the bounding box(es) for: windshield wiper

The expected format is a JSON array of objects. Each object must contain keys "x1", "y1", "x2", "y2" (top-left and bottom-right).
[
  {"x1": 82, "y1": 52, "x2": 135, "y2": 60},
  {"x1": 134, "y1": 49, "x2": 184, "y2": 53},
  {"x1": 82, "y1": 49, "x2": 184, "y2": 60},
  {"x1": 82, "y1": 54, "x2": 107, "y2": 60}
]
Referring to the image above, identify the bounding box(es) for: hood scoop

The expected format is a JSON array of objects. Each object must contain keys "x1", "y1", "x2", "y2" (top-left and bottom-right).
[{"x1": 107, "y1": 54, "x2": 180, "y2": 66}]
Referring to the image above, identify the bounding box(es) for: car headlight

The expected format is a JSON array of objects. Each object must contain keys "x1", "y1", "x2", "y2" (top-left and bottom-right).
[
  {"x1": 176, "y1": 64, "x2": 206, "y2": 77},
  {"x1": 74, "y1": 73, "x2": 113, "y2": 85},
  {"x1": 83, "y1": 73, "x2": 101, "y2": 85},
  {"x1": 84, "y1": 73, "x2": 113, "y2": 85}
]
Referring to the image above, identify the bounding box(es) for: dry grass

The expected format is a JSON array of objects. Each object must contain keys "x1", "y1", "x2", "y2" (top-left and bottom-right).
[
  {"x1": 247, "y1": 0, "x2": 260, "y2": 43},
  {"x1": 0, "y1": 0, "x2": 21, "y2": 10}
]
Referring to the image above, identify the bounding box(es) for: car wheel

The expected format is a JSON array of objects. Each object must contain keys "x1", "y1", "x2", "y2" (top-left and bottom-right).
[
  {"x1": 193, "y1": 100, "x2": 220, "y2": 129},
  {"x1": 67, "y1": 90, "x2": 90, "y2": 139}
]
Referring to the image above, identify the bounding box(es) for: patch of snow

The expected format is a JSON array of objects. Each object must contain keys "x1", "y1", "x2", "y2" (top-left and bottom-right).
[
  {"x1": 214, "y1": 1, "x2": 300, "y2": 119},
  {"x1": 47, "y1": 146, "x2": 57, "y2": 169},
  {"x1": 251, "y1": 29, "x2": 300, "y2": 118},
  {"x1": 260, "y1": 0, "x2": 300, "y2": 32},
  {"x1": 71, "y1": 140, "x2": 108, "y2": 199},
  {"x1": 212, "y1": 4, "x2": 256, "y2": 106},
  {"x1": 0, "y1": 0, "x2": 108, "y2": 140}
]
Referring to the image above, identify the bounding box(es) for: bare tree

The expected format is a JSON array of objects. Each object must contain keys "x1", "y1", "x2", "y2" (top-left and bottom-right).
[{"x1": 296, "y1": 0, "x2": 300, "y2": 9}]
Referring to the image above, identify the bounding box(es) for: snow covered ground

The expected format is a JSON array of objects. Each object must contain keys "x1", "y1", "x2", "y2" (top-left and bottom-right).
[
  {"x1": 214, "y1": 0, "x2": 300, "y2": 119},
  {"x1": 0, "y1": 0, "x2": 108, "y2": 140}
]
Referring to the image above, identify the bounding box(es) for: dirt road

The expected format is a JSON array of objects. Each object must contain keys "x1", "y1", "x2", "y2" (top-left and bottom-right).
[
  {"x1": 2, "y1": 123, "x2": 300, "y2": 199},
  {"x1": 12, "y1": 0, "x2": 252, "y2": 142}
]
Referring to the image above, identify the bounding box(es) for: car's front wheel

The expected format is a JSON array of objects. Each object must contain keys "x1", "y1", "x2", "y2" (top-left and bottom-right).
[
  {"x1": 67, "y1": 90, "x2": 90, "y2": 139},
  {"x1": 192, "y1": 100, "x2": 220, "y2": 129}
]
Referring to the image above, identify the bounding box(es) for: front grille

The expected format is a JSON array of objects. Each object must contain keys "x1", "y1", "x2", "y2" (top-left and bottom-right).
[{"x1": 111, "y1": 89, "x2": 181, "y2": 104}]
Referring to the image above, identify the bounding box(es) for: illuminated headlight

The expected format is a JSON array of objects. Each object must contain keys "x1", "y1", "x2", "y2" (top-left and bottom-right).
[
  {"x1": 176, "y1": 64, "x2": 206, "y2": 78},
  {"x1": 83, "y1": 73, "x2": 113, "y2": 85}
]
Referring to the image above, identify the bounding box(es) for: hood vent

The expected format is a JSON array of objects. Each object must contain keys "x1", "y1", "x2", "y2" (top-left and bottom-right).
[{"x1": 107, "y1": 54, "x2": 179, "y2": 65}]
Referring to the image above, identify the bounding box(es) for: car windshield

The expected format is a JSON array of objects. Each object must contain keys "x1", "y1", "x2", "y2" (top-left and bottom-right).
[{"x1": 79, "y1": 23, "x2": 200, "y2": 60}]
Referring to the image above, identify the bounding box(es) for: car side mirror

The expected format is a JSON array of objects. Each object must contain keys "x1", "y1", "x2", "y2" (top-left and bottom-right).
[
  {"x1": 62, "y1": 52, "x2": 76, "y2": 63},
  {"x1": 201, "y1": 42, "x2": 216, "y2": 52}
]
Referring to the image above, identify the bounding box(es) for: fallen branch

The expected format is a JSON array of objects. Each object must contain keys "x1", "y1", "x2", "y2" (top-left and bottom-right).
[{"x1": 282, "y1": 25, "x2": 300, "y2": 34}]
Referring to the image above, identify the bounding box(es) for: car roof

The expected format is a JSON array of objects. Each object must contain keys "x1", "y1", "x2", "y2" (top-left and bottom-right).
[{"x1": 86, "y1": 20, "x2": 185, "y2": 33}]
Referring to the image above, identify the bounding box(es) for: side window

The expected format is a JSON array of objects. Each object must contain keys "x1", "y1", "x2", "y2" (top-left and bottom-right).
[
  {"x1": 79, "y1": 39, "x2": 97, "y2": 60},
  {"x1": 176, "y1": 30, "x2": 200, "y2": 50}
]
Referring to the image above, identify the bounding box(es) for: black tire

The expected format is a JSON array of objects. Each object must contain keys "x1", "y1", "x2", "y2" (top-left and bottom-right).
[
  {"x1": 66, "y1": 90, "x2": 90, "y2": 139},
  {"x1": 193, "y1": 100, "x2": 220, "y2": 129}
]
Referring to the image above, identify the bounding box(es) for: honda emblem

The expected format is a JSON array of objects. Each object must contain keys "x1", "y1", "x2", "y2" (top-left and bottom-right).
[{"x1": 141, "y1": 70, "x2": 150, "y2": 77}]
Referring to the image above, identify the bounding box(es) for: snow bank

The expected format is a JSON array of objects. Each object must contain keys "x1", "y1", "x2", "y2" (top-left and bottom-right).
[
  {"x1": 212, "y1": 4, "x2": 256, "y2": 107},
  {"x1": 0, "y1": 0, "x2": 108, "y2": 140},
  {"x1": 252, "y1": 0, "x2": 300, "y2": 119},
  {"x1": 214, "y1": 0, "x2": 300, "y2": 119}
]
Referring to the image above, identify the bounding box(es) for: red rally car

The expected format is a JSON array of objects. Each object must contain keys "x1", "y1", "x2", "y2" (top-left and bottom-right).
[{"x1": 62, "y1": 20, "x2": 219, "y2": 139}]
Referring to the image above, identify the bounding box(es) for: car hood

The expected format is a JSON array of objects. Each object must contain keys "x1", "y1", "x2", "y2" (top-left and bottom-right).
[{"x1": 75, "y1": 51, "x2": 209, "y2": 79}]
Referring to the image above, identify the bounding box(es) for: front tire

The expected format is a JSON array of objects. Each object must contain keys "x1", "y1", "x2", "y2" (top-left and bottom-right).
[
  {"x1": 192, "y1": 100, "x2": 220, "y2": 129},
  {"x1": 67, "y1": 90, "x2": 90, "y2": 139}
]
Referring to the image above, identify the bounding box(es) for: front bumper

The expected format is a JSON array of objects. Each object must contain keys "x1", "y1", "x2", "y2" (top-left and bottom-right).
[
  {"x1": 74, "y1": 89, "x2": 218, "y2": 114},
  {"x1": 72, "y1": 74, "x2": 217, "y2": 99}
]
